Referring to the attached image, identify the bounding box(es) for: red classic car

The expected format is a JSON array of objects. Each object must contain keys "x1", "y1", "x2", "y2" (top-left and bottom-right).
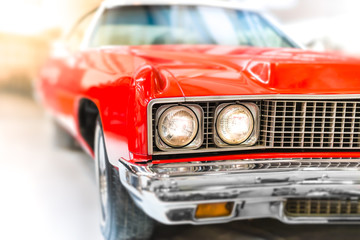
[{"x1": 37, "y1": 0, "x2": 360, "y2": 239}]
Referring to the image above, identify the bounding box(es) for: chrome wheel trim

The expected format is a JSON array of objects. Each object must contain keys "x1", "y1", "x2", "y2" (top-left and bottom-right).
[{"x1": 95, "y1": 123, "x2": 109, "y2": 227}]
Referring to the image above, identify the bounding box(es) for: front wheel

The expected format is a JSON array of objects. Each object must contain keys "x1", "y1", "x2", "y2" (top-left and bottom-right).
[{"x1": 94, "y1": 120, "x2": 154, "y2": 240}]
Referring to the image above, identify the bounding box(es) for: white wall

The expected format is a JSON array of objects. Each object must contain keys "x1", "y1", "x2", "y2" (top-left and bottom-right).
[
  {"x1": 264, "y1": 0, "x2": 360, "y2": 54},
  {"x1": 41, "y1": 0, "x2": 102, "y2": 32}
]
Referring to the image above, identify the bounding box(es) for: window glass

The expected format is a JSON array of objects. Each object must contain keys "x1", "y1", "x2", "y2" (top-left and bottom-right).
[{"x1": 90, "y1": 5, "x2": 296, "y2": 48}]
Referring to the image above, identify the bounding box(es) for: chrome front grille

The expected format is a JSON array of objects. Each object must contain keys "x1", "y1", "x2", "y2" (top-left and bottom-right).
[
  {"x1": 150, "y1": 97, "x2": 360, "y2": 155},
  {"x1": 261, "y1": 100, "x2": 360, "y2": 149},
  {"x1": 285, "y1": 198, "x2": 360, "y2": 217}
]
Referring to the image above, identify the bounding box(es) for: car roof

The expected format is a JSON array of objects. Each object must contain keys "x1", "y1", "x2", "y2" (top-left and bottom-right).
[{"x1": 102, "y1": 0, "x2": 263, "y2": 12}]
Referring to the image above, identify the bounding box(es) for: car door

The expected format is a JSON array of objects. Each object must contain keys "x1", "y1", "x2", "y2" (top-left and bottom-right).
[{"x1": 42, "y1": 10, "x2": 97, "y2": 134}]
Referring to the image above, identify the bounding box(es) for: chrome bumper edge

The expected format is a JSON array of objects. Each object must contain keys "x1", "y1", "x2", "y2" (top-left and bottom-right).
[{"x1": 118, "y1": 159, "x2": 360, "y2": 225}]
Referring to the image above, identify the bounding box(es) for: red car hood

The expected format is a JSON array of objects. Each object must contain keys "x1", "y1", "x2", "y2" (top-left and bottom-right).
[{"x1": 128, "y1": 45, "x2": 360, "y2": 97}]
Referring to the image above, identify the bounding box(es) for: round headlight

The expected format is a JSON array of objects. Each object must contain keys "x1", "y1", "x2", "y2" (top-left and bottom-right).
[
  {"x1": 158, "y1": 106, "x2": 199, "y2": 148},
  {"x1": 216, "y1": 104, "x2": 254, "y2": 145}
]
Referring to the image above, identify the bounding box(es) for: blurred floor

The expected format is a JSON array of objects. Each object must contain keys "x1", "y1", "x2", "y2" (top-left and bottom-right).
[
  {"x1": 1, "y1": 93, "x2": 360, "y2": 240},
  {"x1": 0, "y1": 93, "x2": 101, "y2": 240}
]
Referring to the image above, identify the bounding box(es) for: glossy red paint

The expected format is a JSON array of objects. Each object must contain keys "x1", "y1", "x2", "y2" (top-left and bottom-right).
[{"x1": 38, "y1": 45, "x2": 360, "y2": 166}]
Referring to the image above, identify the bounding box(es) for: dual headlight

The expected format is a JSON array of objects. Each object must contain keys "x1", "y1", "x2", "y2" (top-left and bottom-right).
[
  {"x1": 158, "y1": 106, "x2": 199, "y2": 148},
  {"x1": 156, "y1": 104, "x2": 256, "y2": 150},
  {"x1": 216, "y1": 104, "x2": 254, "y2": 145}
]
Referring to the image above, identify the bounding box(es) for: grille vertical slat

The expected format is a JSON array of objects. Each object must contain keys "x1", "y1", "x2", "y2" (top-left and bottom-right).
[
  {"x1": 300, "y1": 102, "x2": 306, "y2": 148},
  {"x1": 310, "y1": 102, "x2": 316, "y2": 148},
  {"x1": 340, "y1": 103, "x2": 346, "y2": 148},
  {"x1": 320, "y1": 103, "x2": 327, "y2": 147},
  {"x1": 330, "y1": 102, "x2": 336, "y2": 147},
  {"x1": 270, "y1": 101, "x2": 276, "y2": 147},
  {"x1": 197, "y1": 102, "x2": 217, "y2": 150},
  {"x1": 205, "y1": 102, "x2": 209, "y2": 149},
  {"x1": 291, "y1": 102, "x2": 296, "y2": 147},
  {"x1": 350, "y1": 103, "x2": 356, "y2": 148}
]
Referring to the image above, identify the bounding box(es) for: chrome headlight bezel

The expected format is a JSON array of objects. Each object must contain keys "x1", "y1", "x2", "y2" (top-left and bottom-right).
[
  {"x1": 214, "y1": 102, "x2": 259, "y2": 147},
  {"x1": 155, "y1": 104, "x2": 203, "y2": 151}
]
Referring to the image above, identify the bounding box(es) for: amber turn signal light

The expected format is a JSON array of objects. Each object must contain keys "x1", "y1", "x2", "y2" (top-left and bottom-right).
[{"x1": 195, "y1": 202, "x2": 234, "y2": 219}]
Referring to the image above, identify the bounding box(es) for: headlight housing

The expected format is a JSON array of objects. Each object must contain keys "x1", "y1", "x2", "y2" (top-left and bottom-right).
[
  {"x1": 157, "y1": 106, "x2": 199, "y2": 148},
  {"x1": 216, "y1": 104, "x2": 254, "y2": 145}
]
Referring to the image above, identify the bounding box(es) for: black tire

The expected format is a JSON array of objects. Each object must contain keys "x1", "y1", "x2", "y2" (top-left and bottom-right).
[
  {"x1": 94, "y1": 120, "x2": 154, "y2": 240},
  {"x1": 52, "y1": 120, "x2": 79, "y2": 150}
]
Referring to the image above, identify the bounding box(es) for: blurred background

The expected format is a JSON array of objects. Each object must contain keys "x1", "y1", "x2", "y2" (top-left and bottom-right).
[
  {"x1": 2, "y1": 0, "x2": 360, "y2": 95},
  {"x1": 2, "y1": 0, "x2": 360, "y2": 239}
]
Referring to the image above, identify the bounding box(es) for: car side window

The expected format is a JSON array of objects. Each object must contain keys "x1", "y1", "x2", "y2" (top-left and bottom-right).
[{"x1": 66, "y1": 10, "x2": 96, "y2": 52}]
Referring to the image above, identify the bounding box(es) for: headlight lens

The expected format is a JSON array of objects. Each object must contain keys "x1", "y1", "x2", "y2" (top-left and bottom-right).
[
  {"x1": 216, "y1": 105, "x2": 254, "y2": 145},
  {"x1": 158, "y1": 106, "x2": 199, "y2": 147}
]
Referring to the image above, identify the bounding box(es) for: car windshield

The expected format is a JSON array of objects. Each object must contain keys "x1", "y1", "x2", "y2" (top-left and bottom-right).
[{"x1": 90, "y1": 5, "x2": 297, "y2": 48}]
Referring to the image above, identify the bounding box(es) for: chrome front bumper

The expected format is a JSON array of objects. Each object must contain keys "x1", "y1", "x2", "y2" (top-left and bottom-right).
[{"x1": 118, "y1": 158, "x2": 360, "y2": 225}]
